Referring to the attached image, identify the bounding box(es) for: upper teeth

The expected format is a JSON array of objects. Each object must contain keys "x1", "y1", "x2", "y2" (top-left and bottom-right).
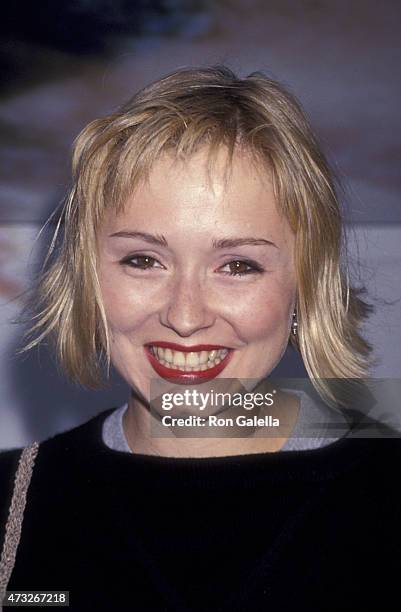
[{"x1": 150, "y1": 347, "x2": 229, "y2": 371}]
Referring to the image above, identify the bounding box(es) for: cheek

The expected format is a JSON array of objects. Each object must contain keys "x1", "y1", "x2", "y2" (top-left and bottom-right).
[
  {"x1": 99, "y1": 273, "x2": 152, "y2": 334},
  {"x1": 220, "y1": 276, "x2": 295, "y2": 341}
]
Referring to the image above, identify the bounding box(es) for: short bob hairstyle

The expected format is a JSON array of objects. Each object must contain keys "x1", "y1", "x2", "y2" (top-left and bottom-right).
[{"x1": 19, "y1": 65, "x2": 372, "y2": 405}]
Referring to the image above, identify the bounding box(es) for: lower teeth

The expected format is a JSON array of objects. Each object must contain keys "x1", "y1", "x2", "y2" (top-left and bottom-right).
[{"x1": 159, "y1": 358, "x2": 224, "y2": 371}]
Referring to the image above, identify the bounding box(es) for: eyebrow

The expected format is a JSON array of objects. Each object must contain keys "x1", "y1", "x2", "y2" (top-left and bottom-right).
[
  {"x1": 212, "y1": 237, "x2": 278, "y2": 249},
  {"x1": 109, "y1": 231, "x2": 168, "y2": 247},
  {"x1": 109, "y1": 230, "x2": 278, "y2": 249}
]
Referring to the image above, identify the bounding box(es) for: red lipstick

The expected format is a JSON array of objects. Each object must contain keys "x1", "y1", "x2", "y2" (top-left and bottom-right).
[{"x1": 144, "y1": 343, "x2": 233, "y2": 384}]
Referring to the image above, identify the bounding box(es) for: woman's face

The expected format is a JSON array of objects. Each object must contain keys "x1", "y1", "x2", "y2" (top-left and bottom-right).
[{"x1": 98, "y1": 147, "x2": 297, "y2": 397}]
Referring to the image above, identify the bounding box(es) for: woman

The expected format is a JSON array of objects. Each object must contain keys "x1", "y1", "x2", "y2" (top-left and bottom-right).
[{"x1": 0, "y1": 66, "x2": 399, "y2": 611}]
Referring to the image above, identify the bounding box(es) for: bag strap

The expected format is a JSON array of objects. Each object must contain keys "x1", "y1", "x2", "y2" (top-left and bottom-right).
[{"x1": 0, "y1": 442, "x2": 39, "y2": 604}]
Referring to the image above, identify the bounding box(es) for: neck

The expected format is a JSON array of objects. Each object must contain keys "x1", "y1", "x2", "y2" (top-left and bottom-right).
[{"x1": 123, "y1": 389, "x2": 300, "y2": 458}]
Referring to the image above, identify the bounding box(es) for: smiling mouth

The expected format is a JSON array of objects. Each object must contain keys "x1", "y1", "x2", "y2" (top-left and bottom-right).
[
  {"x1": 144, "y1": 343, "x2": 233, "y2": 382},
  {"x1": 149, "y1": 346, "x2": 228, "y2": 371}
]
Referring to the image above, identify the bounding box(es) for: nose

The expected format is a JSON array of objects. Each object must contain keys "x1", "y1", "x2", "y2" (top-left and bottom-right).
[{"x1": 159, "y1": 275, "x2": 216, "y2": 337}]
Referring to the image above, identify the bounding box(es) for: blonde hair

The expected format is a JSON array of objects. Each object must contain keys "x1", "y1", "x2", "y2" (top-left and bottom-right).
[{"x1": 18, "y1": 65, "x2": 372, "y2": 404}]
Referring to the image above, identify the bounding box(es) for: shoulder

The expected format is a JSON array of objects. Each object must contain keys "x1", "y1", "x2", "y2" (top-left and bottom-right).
[
  {"x1": 35, "y1": 407, "x2": 115, "y2": 458},
  {"x1": 347, "y1": 413, "x2": 401, "y2": 476},
  {"x1": 0, "y1": 408, "x2": 115, "y2": 514},
  {"x1": 352, "y1": 436, "x2": 401, "y2": 479},
  {"x1": 338, "y1": 411, "x2": 401, "y2": 472}
]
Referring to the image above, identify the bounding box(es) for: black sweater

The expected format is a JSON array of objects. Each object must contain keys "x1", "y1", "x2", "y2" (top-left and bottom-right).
[{"x1": 0, "y1": 408, "x2": 400, "y2": 611}]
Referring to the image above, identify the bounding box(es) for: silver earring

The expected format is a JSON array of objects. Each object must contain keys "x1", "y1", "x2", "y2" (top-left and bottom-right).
[{"x1": 291, "y1": 310, "x2": 298, "y2": 337}]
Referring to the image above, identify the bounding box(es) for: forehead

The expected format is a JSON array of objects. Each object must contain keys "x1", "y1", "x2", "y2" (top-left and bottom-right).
[
  {"x1": 100, "y1": 146, "x2": 292, "y2": 246},
  {"x1": 141, "y1": 146, "x2": 270, "y2": 197}
]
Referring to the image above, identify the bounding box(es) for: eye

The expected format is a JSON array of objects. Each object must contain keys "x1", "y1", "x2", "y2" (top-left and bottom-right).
[
  {"x1": 219, "y1": 259, "x2": 264, "y2": 277},
  {"x1": 121, "y1": 255, "x2": 164, "y2": 270}
]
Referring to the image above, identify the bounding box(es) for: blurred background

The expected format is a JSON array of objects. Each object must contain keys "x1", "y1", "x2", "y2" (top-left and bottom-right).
[{"x1": 1, "y1": 0, "x2": 400, "y2": 448}]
